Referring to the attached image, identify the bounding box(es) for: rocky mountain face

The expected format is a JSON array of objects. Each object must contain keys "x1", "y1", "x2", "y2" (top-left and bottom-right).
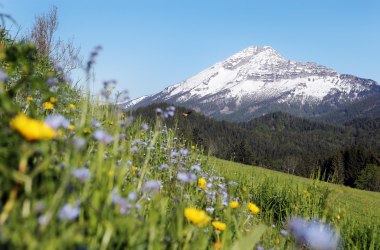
[{"x1": 122, "y1": 46, "x2": 380, "y2": 122}]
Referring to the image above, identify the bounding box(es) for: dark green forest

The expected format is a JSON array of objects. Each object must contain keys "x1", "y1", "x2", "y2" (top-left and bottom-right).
[{"x1": 130, "y1": 103, "x2": 380, "y2": 192}]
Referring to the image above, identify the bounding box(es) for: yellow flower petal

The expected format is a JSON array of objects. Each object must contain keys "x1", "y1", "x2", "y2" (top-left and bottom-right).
[{"x1": 10, "y1": 114, "x2": 56, "y2": 141}]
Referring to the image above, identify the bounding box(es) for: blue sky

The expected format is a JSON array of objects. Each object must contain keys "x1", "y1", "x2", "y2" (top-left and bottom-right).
[{"x1": 2, "y1": 0, "x2": 380, "y2": 99}]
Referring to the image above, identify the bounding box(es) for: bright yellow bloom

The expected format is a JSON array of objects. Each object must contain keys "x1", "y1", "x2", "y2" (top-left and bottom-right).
[
  {"x1": 49, "y1": 97, "x2": 57, "y2": 104},
  {"x1": 248, "y1": 202, "x2": 260, "y2": 215},
  {"x1": 184, "y1": 208, "x2": 211, "y2": 226},
  {"x1": 69, "y1": 103, "x2": 76, "y2": 109},
  {"x1": 198, "y1": 177, "x2": 207, "y2": 190},
  {"x1": 230, "y1": 201, "x2": 239, "y2": 208},
  {"x1": 68, "y1": 124, "x2": 75, "y2": 131},
  {"x1": 10, "y1": 114, "x2": 56, "y2": 141},
  {"x1": 191, "y1": 145, "x2": 195, "y2": 150},
  {"x1": 212, "y1": 221, "x2": 226, "y2": 231},
  {"x1": 27, "y1": 96, "x2": 33, "y2": 102},
  {"x1": 43, "y1": 102, "x2": 54, "y2": 110}
]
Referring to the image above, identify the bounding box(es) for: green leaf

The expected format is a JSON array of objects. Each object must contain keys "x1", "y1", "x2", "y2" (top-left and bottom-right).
[{"x1": 232, "y1": 223, "x2": 268, "y2": 250}]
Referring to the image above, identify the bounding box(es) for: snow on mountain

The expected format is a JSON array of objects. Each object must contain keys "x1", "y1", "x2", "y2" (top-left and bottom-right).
[{"x1": 123, "y1": 45, "x2": 380, "y2": 121}]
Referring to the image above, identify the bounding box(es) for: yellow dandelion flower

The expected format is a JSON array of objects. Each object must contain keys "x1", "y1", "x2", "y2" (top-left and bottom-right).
[
  {"x1": 69, "y1": 103, "x2": 76, "y2": 109},
  {"x1": 336, "y1": 214, "x2": 341, "y2": 220},
  {"x1": 198, "y1": 177, "x2": 207, "y2": 190},
  {"x1": 10, "y1": 114, "x2": 56, "y2": 141},
  {"x1": 191, "y1": 145, "x2": 195, "y2": 150},
  {"x1": 27, "y1": 96, "x2": 34, "y2": 102},
  {"x1": 49, "y1": 97, "x2": 57, "y2": 104},
  {"x1": 248, "y1": 202, "x2": 260, "y2": 215},
  {"x1": 230, "y1": 201, "x2": 239, "y2": 208},
  {"x1": 68, "y1": 124, "x2": 75, "y2": 131},
  {"x1": 184, "y1": 208, "x2": 211, "y2": 227},
  {"x1": 212, "y1": 221, "x2": 226, "y2": 231},
  {"x1": 43, "y1": 102, "x2": 54, "y2": 110}
]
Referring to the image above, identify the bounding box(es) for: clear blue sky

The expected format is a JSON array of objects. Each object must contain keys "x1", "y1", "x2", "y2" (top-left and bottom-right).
[{"x1": 2, "y1": 0, "x2": 380, "y2": 99}]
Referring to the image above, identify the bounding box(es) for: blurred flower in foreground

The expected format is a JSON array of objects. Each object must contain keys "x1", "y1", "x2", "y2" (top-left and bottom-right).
[
  {"x1": 71, "y1": 168, "x2": 91, "y2": 183},
  {"x1": 0, "y1": 69, "x2": 7, "y2": 81},
  {"x1": 288, "y1": 217, "x2": 339, "y2": 250},
  {"x1": 45, "y1": 115, "x2": 70, "y2": 130},
  {"x1": 248, "y1": 202, "x2": 260, "y2": 215},
  {"x1": 72, "y1": 137, "x2": 86, "y2": 149},
  {"x1": 184, "y1": 208, "x2": 211, "y2": 227},
  {"x1": 212, "y1": 221, "x2": 227, "y2": 231},
  {"x1": 142, "y1": 180, "x2": 162, "y2": 193},
  {"x1": 58, "y1": 203, "x2": 80, "y2": 221},
  {"x1": 10, "y1": 114, "x2": 56, "y2": 141},
  {"x1": 27, "y1": 96, "x2": 34, "y2": 102},
  {"x1": 93, "y1": 129, "x2": 114, "y2": 144}
]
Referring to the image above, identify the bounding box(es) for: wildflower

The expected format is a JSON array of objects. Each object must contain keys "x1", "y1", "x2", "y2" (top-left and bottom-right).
[
  {"x1": 287, "y1": 217, "x2": 339, "y2": 250},
  {"x1": 68, "y1": 124, "x2": 75, "y2": 131},
  {"x1": 214, "y1": 241, "x2": 222, "y2": 250},
  {"x1": 155, "y1": 108, "x2": 163, "y2": 114},
  {"x1": 177, "y1": 172, "x2": 197, "y2": 183},
  {"x1": 72, "y1": 137, "x2": 86, "y2": 149},
  {"x1": 58, "y1": 203, "x2": 80, "y2": 221},
  {"x1": 71, "y1": 168, "x2": 91, "y2": 183},
  {"x1": 248, "y1": 202, "x2": 260, "y2": 215},
  {"x1": 179, "y1": 148, "x2": 188, "y2": 156},
  {"x1": 108, "y1": 120, "x2": 114, "y2": 126},
  {"x1": 47, "y1": 78, "x2": 58, "y2": 86},
  {"x1": 191, "y1": 165, "x2": 201, "y2": 172},
  {"x1": 184, "y1": 208, "x2": 211, "y2": 226},
  {"x1": 49, "y1": 97, "x2": 57, "y2": 104},
  {"x1": 191, "y1": 145, "x2": 195, "y2": 150},
  {"x1": 198, "y1": 177, "x2": 207, "y2": 190},
  {"x1": 127, "y1": 191, "x2": 137, "y2": 201},
  {"x1": 10, "y1": 114, "x2": 56, "y2": 141},
  {"x1": 280, "y1": 229, "x2": 289, "y2": 237},
  {"x1": 206, "y1": 207, "x2": 215, "y2": 214},
  {"x1": 212, "y1": 221, "x2": 227, "y2": 231},
  {"x1": 142, "y1": 180, "x2": 161, "y2": 193},
  {"x1": 230, "y1": 201, "x2": 239, "y2": 208},
  {"x1": 93, "y1": 129, "x2": 114, "y2": 144},
  {"x1": 43, "y1": 102, "x2": 54, "y2": 110},
  {"x1": 69, "y1": 103, "x2": 76, "y2": 109},
  {"x1": 158, "y1": 164, "x2": 169, "y2": 170},
  {"x1": 27, "y1": 96, "x2": 34, "y2": 102},
  {"x1": 91, "y1": 120, "x2": 101, "y2": 128},
  {"x1": 0, "y1": 70, "x2": 7, "y2": 81},
  {"x1": 45, "y1": 115, "x2": 70, "y2": 129},
  {"x1": 141, "y1": 123, "x2": 149, "y2": 131}
]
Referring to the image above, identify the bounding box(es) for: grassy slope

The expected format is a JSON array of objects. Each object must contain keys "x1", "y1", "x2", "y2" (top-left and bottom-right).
[{"x1": 209, "y1": 157, "x2": 380, "y2": 223}]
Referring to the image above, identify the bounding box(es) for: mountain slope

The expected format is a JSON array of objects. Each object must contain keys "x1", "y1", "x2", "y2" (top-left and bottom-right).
[{"x1": 123, "y1": 46, "x2": 380, "y2": 122}]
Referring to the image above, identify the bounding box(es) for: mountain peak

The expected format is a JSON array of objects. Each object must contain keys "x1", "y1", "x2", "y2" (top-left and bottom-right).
[{"x1": 124, "y1": 45, "x2": 380, "y2": 122}]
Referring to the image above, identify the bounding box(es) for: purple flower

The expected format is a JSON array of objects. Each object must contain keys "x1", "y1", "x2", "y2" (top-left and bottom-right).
[
  {"x1": 179, "y1": 149, "x2": 188, "y2": 156},
  {"x1": 177, "y1": 172, "x2": 197, "y2": 183},
  {"x1": 91, "y1": 120, "x2": 101, "y2": 128},
  {"x1": 58, "y1": 203, "x2": 80, "y2": 221},
  {"x1": 141, "y1": 124, "x2": 149, "y2": 131},
  {"x1": 71, "y1": 168, "x2": 91, "y2": 183},
  {"x1": 0, "y1": 70, "x2": 7, "y2": 81},
  {"x1": 155, "y1": 108, "x2": 163, "y2": 114},
  {"x1": 72, "y1": 137, "x2": 86, "y2": 149},
  {"x1": 94, "y1": 130, "x2": 114, "y2": 144},
  {"x1": 142, "y1": 180, "x2": 162, "y2": 193},
  {"x1": 158, "y1": 164, "x2": 169, "y2": 170},
  {"x1": 130, "y1": 146, "x2": 139, "y2": 153},
  {"x1": 45, "y1": 115, "x2": 70, "y2": 129},
  {"x1": 190, "y1": 165, "x2": 201, "y2": 172},
  {"x1": 288, "y1": 217, "x2": 339, "y2": 250},
  {"x1": 47, "y1": 78, "x2": 59, "y2": 86}
]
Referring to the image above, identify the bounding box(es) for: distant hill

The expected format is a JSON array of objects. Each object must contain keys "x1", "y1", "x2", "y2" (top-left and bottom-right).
[{"x1": 131, "y1": 103, "x2": 380, "y2": 191}]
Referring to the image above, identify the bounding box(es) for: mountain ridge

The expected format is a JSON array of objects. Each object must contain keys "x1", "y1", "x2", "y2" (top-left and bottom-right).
[{"x1": 123, "y1": 45, "x2": 380, "y2": 122}]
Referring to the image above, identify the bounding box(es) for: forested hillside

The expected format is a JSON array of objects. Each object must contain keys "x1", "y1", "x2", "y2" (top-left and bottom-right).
[{"x1": 132, "y1": 104, "x2": 380, "y2": 191}]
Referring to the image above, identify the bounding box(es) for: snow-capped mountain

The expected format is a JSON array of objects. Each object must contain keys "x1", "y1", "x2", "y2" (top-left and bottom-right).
[{"x1": 122, "y1": 46, "x2": 380, "y2": 121}]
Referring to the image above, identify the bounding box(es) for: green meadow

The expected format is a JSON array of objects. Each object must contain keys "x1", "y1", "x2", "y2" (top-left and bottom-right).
[{"x1": 1, "y1": 31, "x2": 379, "y2": 250}]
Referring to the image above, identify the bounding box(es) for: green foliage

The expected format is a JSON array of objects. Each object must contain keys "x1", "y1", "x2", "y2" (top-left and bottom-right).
[
  {"x1": 355, "y1": 164, "x2": 380, "y2": 191},
  {"x1": 133, "y1": 104, "x2": 380, "y2": 191}
]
